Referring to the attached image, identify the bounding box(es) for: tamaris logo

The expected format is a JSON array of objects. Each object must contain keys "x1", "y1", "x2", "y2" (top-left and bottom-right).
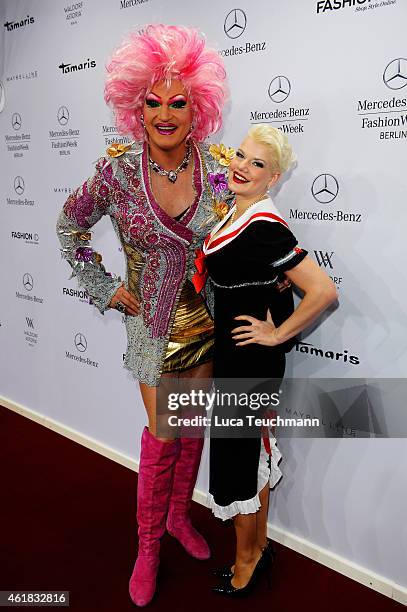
[
  {"x1": 4, "y1": 15, "x2": 35, "y2": 31},
  {"x1": 58, "y1": 59, "x2": 96, "y2": 75},
  {"x1": 295, "y1": 341, "x2": 360, "y2": 365}
]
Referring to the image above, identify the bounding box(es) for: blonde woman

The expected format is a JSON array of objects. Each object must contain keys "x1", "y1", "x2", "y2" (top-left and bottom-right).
[{"x1": 203, "y1": 125, "x2": 337, "y2": 597}]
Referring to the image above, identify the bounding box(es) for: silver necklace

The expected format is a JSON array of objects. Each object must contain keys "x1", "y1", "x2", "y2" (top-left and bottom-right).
[
  {"x1": 230, "y1": 193, "x2": 268, "y2": 224},
  {"x1": 149, "y1": 145, "x2": 192, "y2": 183}
]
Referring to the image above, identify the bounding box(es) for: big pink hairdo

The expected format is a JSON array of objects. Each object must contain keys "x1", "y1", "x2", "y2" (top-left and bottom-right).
[{"x1": 104, "y1": 24, "x2": 228, "y2": 142}]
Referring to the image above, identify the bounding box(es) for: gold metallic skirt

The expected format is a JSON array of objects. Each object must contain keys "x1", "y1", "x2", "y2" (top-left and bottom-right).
[{"x1": 162, "y1": 280, "x2": 214, "y2": 374}]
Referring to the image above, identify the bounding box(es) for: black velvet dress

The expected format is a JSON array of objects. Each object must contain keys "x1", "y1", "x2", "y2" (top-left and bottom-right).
[{"x1": 203, "y1": 199, "x2": 307, "y2": 519}]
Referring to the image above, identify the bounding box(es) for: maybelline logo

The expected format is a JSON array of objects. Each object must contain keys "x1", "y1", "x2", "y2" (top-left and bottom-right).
[
  {"x1": 357, "y1": 59, "x2": 407, "y2": 141},
  {"x1": 16, "y1": 273, "x2": 43, "y2": 304},
  {"x1": 54, "y1": 186, "x2": 74, "y2": 195},
  {"x1": 6, "y1": 70, "x2": 38, "y2": 82},
  {"x1": 220, "y1": 9, "x2": 266, "y2": 57},
  {"x1": 11, "y1": 231, "x2": 39, "y2": 245},
  {"x1": 24, "y1": 316, "x2": 38, "y2": 347},
  {"x1": 6, "y1": 176, "x2": 34, "y2": 206},
  {"x1": 295, "y1": 341, "x2": 360, "y2": 365},
  {"x1": 314, "y1": 250, "x2": 343, "y2": 287},
  {"x1": 58, "y1": 59, "x2": 96, "y2": 75},
  {"x1": 316, "y1": 0, "x2": 396, "y2": 13},
  {"x1": 64, "y1": 2, "x2": 83, "y2": 25},
  {"x1": 66, "y1": 332, "x2": 99, "y2": 367},
  {"x1": 50, "y1": 106, "x2": 80, "y2": 155},
  {"x1": 5, "y1": 112, "x2": 31, "y2": 157},
  {"x1": 120, "y1": 0, "x2": 149, "y2": 8},
  {"x1": 4, "y1": 15, "x2": 35, "y2": 31},
  {"x1": 102, "y1": 125, "x2": 131, "y2": 147},
  {"x1": 290, "y1": 173, "x2": 362, "y2": 223},
  {"x1": 63, "y1": 287, "x2": 90, "y2": 303},
  {"x1": 251, "y1": 78, "x2": 310, "y2": 134}
]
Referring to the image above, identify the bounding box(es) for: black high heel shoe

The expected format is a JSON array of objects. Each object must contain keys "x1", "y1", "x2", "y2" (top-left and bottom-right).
[
  {"x1": 212, "y1": 550, "x2": 270, "y2": 597},
  {"x1": 212, "y1": 539, "x2": 276, "y2": 579}
]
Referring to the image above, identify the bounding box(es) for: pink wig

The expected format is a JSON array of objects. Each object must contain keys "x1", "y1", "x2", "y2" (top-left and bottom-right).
[{"x1": 104, "y1": 24, "x2": 228, "y2": 142}]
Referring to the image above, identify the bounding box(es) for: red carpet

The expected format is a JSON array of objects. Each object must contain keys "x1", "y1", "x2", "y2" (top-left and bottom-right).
[{"x1": 0, "y1": 404, "x2": 402, "y2": 611}]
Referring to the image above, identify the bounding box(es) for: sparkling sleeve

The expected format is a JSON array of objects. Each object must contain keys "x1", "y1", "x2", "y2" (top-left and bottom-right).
[{"x1": 56, "y1": 157, "x2": 122, "y2": 314}]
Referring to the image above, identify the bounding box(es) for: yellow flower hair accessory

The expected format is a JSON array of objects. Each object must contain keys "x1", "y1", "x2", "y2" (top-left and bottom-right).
[
  {"x1": 106, "y1": 142, "x2": 132, "y2": 158},
  {"x1": 209, "y1": 143, "x2": 235, "y2": 166}
]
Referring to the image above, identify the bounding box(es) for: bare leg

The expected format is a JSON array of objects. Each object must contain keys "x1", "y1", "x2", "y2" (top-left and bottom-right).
[
  {"x1": 256, "y1": 483, "x2": 270, "y2": 550},
  {"x1": 231, "y1": 513, "x2": 263, "y2": 589}
]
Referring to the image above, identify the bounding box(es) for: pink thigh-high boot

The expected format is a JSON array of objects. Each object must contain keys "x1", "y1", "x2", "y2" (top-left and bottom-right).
[
  {"x1": 129, "y1": 427, "x2": 180, "y2": 607},
  {"x1": 166, "y1": 436, "x2": 210, "y2": 560}
]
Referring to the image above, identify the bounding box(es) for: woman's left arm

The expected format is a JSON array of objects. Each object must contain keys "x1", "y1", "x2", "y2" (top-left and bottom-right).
[{"x1": 233, "y1": 256, "x2": 338, "y2": 347}]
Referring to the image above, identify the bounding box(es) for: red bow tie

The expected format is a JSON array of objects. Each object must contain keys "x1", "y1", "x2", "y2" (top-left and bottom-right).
[{"x1": 192, "y1": 248, "x2": 208, "y2": 293}]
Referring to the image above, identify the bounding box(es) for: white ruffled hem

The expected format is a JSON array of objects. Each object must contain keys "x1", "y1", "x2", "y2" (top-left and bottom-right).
[{"x1": 207, "y1": 435, "x2": 283, "y2": 521}]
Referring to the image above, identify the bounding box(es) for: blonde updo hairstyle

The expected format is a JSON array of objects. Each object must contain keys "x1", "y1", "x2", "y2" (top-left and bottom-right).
[{"x1": 248, "y1": 124, "x2": 296, "y2": 175}]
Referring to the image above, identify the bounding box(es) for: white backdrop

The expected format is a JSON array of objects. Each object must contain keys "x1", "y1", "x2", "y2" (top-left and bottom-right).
[{"x1": 1, "y1": 0, "x2": 406, "y2": 594}]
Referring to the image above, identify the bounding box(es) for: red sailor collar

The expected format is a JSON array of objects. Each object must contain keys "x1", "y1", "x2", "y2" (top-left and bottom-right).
[{"x1": 203, "y1": 197, "x2": 289, "y2": 255}]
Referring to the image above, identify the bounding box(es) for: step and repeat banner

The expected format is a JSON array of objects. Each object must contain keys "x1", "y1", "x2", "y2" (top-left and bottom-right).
[{"x1": 1, "y1": 0, "x2": 406, "y2": 591}]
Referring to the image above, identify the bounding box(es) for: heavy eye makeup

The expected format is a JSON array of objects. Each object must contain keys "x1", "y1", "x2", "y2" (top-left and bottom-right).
[
  {"x1": 236, "y1": 149, "x2": 265, "y2": 168},
  {"x1": 145, "y1": 93, "x2": 161, "y2": 108},
  {"x1": 168, "y1": 95, "x2": 188, "y2": 109}
]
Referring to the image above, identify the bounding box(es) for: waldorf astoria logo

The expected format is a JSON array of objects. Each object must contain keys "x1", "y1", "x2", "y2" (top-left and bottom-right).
[
  {"x1": 24, "y1": 316, "x2": 38, "y2": 347},
  {"x1": 357, "y1": 58, "x2": 407, "y2": 141},
  {"x1": 63, "y1": 2, "x2": 84, "y2": 26},
  {"x1": 4, "y1": 15, "x2": 35, "y2": 31},
  {"x1": 4, "y1": 113, "x2": 31, "y2": 158},
  {"x1": 101, "y1": 125, "x2": 131, "y2": 147},
  {"x1": 220, "y1": 9, "x2": 266, "y2": 57},
  {"x1": 58, "y1": 58, "x2": 96, "y2": 75},
  {"x1": 65, "y1": 332, "x2": 99, "y2": 367},
  {"x1": 313, "y1": 250, "x2": 343, "y2": 288},
  {"x1": 289, "y1": 173, "x2": 362, "y2": 224},
  {"x1": 295, "y1": 341, "x2": 360, "y2": 365},
  {"x1": 16, "y1": 273, "x2": 44, "y2": 304},
  {"x1": 49, "y1": 106, "x2": 80, "y2": 156},
  {"x1": 251, "y1": 78, "x2": 310, "y2": 135}
]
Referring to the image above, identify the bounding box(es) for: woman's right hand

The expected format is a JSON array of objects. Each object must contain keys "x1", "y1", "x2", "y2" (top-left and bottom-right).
[{"x1": 109, "y1": 283, "x2": 140, "y2": 316}]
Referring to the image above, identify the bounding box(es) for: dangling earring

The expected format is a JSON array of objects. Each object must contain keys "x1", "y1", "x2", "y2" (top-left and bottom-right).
[
  {"x1": 186, "y1": 122, "x2": 195, "y2": 141},
  {"x1": 140, "y1": 114, "x2": 148, "y2": 142}
]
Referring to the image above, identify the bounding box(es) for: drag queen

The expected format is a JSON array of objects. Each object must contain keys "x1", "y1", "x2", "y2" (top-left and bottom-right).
[
  {"x1": 203, "y1": 125, "x2": 337, "y2": 596},
  {"x1": 56, "y1": 25, "x2": 228, "y2": 606}
]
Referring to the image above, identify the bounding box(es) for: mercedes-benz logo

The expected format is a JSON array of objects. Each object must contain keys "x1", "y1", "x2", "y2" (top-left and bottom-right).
[
  {"x1": 23, "y1": 273, "x2": 34, "y2": 291},
  {"x1": 224, "y1": 9, "x2": 247, "y2": 39},
  {"x1": 311, "y1": 174, "x2": 339, "y2": 204},
  {"x1": 57, "y1": 105, "x2": 69, "y2": 126},
  {"x1": 74, "y1": 332, "x2": 87, "y2": 352},
  {"x1": 383, "y1": 58, "x2": 407, "y2": 90},
  {"x1": 12, "y1": 112, "x2": 22, "y2": 131},
  {"x1": 14, "y1": 176, "x2": 25, "y2": 195},
  {"x1": 268, "y1": 76, "x2": 291, "y2": 103},
  {"x1": 0, "y1": 80, "x2": 5, "y2": 113}
]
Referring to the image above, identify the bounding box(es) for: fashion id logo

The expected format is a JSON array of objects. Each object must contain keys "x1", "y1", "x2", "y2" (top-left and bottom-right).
[
  {"x1": 316, "y1": 0, "x2": 397, "y2": 14},
  {"x1": 289, "y1": 173, "x2": 363, "y2": 224},
  {"x1": 4, "y1": 112, "x2": 31, "y2": 158},
  {"x1": 4, "y1": 15, "x2": 35, "y2": 31},
  {"x1": 357, "y1": 58, "x2": 407, "y2": 141},
  {"x1": 11, "y1": 231, "x2": 39, "y2": 245},
  {"x1": 49, "y1": 106, "x2": 80, "y2": 156},
  {"x1": 16, "y1": 273, "x2": 43, "y2": 304},
  {"x1": 250, "y1": 78, "x2": 310, "y2": 135},
  {"x1": 63, "y1": 286, "x2": 90, "y2": 304},
  {"x1": 220, "y1": 9, "x2": 266, "y2": 57},
  {"x1": 65, "y1": 332, "x2": 99, "y2": 367}
]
